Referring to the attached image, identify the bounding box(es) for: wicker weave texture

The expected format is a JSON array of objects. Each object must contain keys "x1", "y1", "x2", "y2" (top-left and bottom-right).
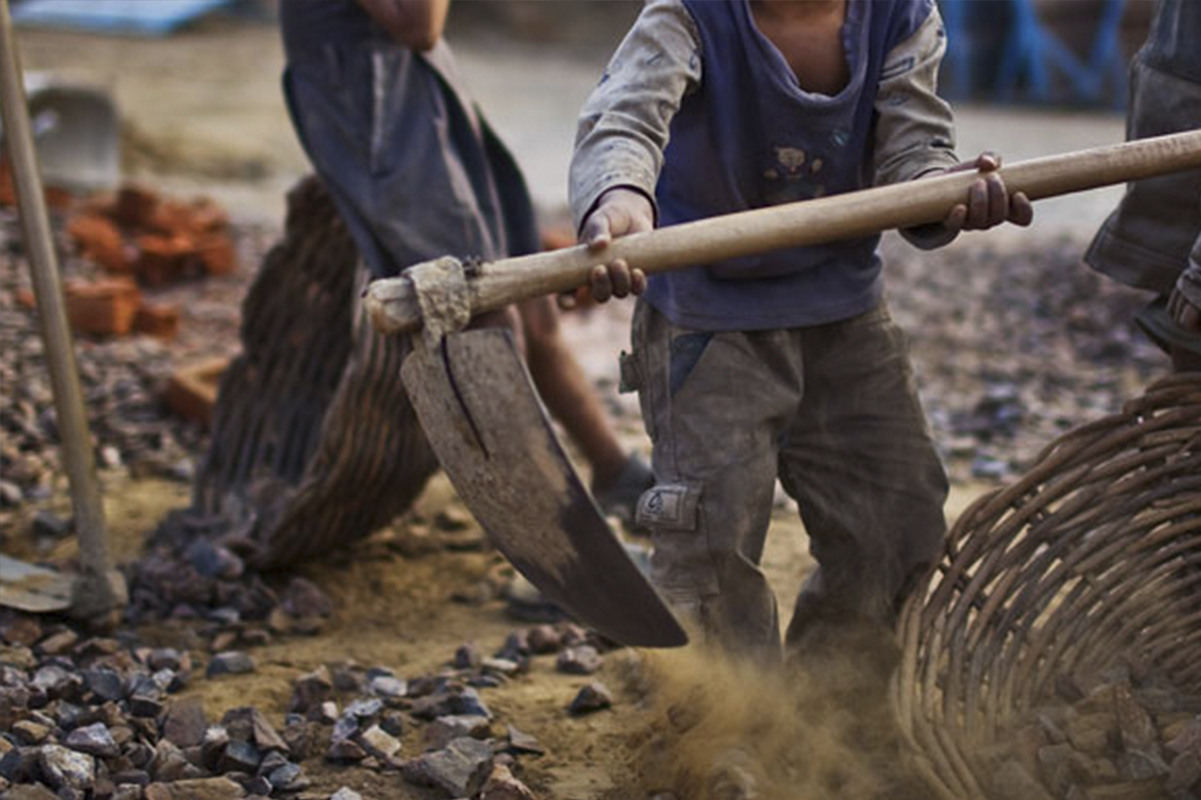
[
  {"x1": 894, "y1": 374, "x2": 1201, "y2": 799},
  {"x1": 192, "y1": 177, "x2": 438, "y2": 569}
]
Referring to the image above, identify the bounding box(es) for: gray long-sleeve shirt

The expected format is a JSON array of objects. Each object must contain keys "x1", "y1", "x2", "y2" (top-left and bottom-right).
[
  {"x1": 568, "y1": 0, "x2": 962, "y2": 330},
  {"x1": 570, "y1": 0, "x2": 959, "y2": 238}
]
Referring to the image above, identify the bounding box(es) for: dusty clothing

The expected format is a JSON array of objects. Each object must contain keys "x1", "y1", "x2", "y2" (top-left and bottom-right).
[
  {"x1": 573, "y1": 0, "x2": 956, "y2": 658},
  {"x1": 279, "y1": 2, "x2": 538, "y2": 278},
  {"x1": 1085, "y1": 0, "x2": 1201, "y2": 311},
  {"x1": 571, "y1": 0, "x2": 959, "y2": 331},
  {"x1": 624, "y1": 300, "x2": 948, "y2": 660}
]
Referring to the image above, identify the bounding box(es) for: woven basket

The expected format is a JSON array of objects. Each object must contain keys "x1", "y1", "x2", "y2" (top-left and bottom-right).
[
  {"x1": 894, "y1": 374, "x2": 1201, "y2": 799},
  {"x1": 190, "y1": 177, "x2": 438, "y2": 569}
]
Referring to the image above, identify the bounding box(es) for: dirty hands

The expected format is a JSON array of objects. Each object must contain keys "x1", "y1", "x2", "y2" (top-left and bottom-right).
[
  {"x1": 578, "y1": 187, "x2": 654, "y2": 303},
  {"x1": 941, "y1": 153, "x2": 1034, "y2": 233}
]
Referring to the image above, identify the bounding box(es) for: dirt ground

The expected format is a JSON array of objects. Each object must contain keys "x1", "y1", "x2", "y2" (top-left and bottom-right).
[{"x1": 2, "y1": 10, "x2": 1159, "y2": 800}]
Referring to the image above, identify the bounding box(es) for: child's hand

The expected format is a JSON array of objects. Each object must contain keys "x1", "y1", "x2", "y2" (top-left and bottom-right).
[
  {"x1": 942, "y1": 152, "x2": 1034, "y2": 232},
  {"x1": 1168, "y1": 286, "x2": 1201, "y2": 332},
  {"x1": 578, "y1": 188, "x2": 654, "y2": 303}
]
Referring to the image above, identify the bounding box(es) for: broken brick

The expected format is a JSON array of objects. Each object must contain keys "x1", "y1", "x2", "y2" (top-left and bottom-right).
[
  {"x1": 64, "y1": 278, "x2": 142, "y2": 337},
  {"x1": 135, "y1": 233, "x2": 199, "y2": 286},
  {"x1": 195, "y1": 233, "x2": 236, "y2": 276},
  {"x1": 163, "y1": 357, "x2": 228, "y2": 428},
  {"x1": 114, "y1": 185, "x2": 160, "y2": 228},
  {"x1": 67, "y1": 213, "x2": 131, "y2": 274},
  {"x1": 133, "y1": 302, "x2": 181, "y2": 341}
]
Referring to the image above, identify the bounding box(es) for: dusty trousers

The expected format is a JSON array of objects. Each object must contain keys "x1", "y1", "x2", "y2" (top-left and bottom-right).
[{"x1": 623, "y1": 300, "x2": 948, "y2": 662}]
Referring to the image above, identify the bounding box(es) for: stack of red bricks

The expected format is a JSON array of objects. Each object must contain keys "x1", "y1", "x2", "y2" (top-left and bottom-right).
[{"x1": 57, "y1": 184, "x2": 238, "y2": 339}]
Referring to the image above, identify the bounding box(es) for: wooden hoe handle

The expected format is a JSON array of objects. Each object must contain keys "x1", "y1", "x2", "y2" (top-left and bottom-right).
[{"x1": 367, "y1": 130, "x2": 1201, "y2": 335}]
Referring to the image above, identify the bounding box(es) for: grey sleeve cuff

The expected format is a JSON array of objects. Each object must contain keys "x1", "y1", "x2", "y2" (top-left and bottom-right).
[
  {"x1": 873, "y1": 5, "x2": 960, "y2": 187},
  {"x1": 569, "y1": 0, "x2": 700, "y2": 231}
]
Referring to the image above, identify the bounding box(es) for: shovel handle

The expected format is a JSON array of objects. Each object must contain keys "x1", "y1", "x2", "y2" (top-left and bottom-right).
[{"x1": 367, "y1": 130, "x2": 1201, "y2": 335}]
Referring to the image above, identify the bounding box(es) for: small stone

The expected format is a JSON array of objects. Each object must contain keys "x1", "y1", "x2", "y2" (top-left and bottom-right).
[
  {"x1": 425, "y1": 715, "x2": 491, "y2": 750},
  {"x1": 65, "y1": 722, "x2": 121, "y2": 758},
  {"x1": 142, "y1": 777, "x2": 246, "y2": 800},
  {"x1": 84, "y1": 667, "x2": 127, "y2": 702},
  {"x1": 281, "y1": 578, "x2": 332, "y2": 618},
  {"x1": 1168, "y1": 750, "x2": 1201, "y2": 794},
  {"x1": 1, "y1": 785, "x2": 59, "y2": 800},
  {"x1": 129, "y1": 694, "x2": 165, "y2": 719},
  {"x1": 11, "y1": 719, "x2": 50, "y2": 744},
  {"x1": 39, "y1": 744, "x2": 96, "y2": 791},
  {"x1": 505, "y1": 725, "x2": 544, "y2": 756},
  {"x1": 36, "y1": 630, "x2": 78, "y2": 657},
  {"x1": 290, "y1": 666, "x2": 332, "y2": 713},
  {"x1": 367, "y1": 675, "x2": 405, "y2": 699},
  {"x1": 568, "y1": 683, "x2": 613, "y2": 716},
  {"x1": 453, "y1": 643, "x2": 481, "y2": 670},
  {"x1": 147, "y1": 649, "x2": 186, "y2": 672},
  {"x1": 206, "y1": 652, "x2": 255, "y2": 678},
  {"x1": 358, "y1": 725, "x2": 401, "y2": 759},
  {"x1": 309, "y1": 701, "x2": 338, "y2": 725},
  {"x1": 325, "y1": 739, "x2": 366, "y2": 763},
  {"x1": 0, "y1": 615, "x2": 42, "y2": 647},
  {"x1": 400, "y1": 737, "x2": 493, "y2": 798},
  {"x1": 32, "y1": 663, "x2": 79, "y2": 699},
  {"x1": 481, "y1": 658, "x2": 522, "y2": 677},
  {"x1": 163, "y1": 700, "x2": 208, "y2": 748},
  {"x1": 218, "y1": 740, "x2": 261, "y2": 774},
  {"x1": 329, "y1": 788, "x2": 362, "y2": 800},
  {"x1": 344, "y1": 698, "x2": 383, "y2": 720},
  {"x1": 380, "y1": 711, "x2": 405, "y2": 738},
  {"x1": 266, "y1": 761, "x2": 308, "y2": 792},
  {"x1": 31, "y1": 510, "x2": 70, "y2": 539},
  {"x1": 526, "y1": 626, "x2": 560, "y2": 655},
  {"x1": 556, "y1": 646, "x2": 603, "y2": 676},
  {"x1": 478, "y1": 763, "x2": 537, "y2": 800}
]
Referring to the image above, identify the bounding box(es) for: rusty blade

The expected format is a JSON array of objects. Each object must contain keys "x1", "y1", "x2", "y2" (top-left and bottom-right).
[{"x1": 401, "y1": 329, "x2": 687, "y2": 648}]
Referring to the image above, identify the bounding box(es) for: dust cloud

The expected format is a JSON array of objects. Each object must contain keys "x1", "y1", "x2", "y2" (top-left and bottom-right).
[{"x1": 617, "y1": 644, "x2": 929, "y2": 800}]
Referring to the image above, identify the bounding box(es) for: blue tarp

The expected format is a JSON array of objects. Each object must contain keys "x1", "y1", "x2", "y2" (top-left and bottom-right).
[{"x1": 12, "y1": 0, "x2": 235, "y2": 37}]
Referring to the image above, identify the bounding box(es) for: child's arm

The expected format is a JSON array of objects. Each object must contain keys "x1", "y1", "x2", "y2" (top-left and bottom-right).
[
  {"x1": 355, "y1": 0, "x2": 450, "y2": 51},
  {"x1": 571, "y1": 0, "x2": 701, "y2": 253},
  {"x1": 873, "y1": 4, "x2": 1031, "y2": 248}
]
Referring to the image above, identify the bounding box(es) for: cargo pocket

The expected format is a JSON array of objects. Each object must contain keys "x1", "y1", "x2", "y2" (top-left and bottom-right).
[{"x1": 637, "y1": 482, "x2": 719, "y2": 597}]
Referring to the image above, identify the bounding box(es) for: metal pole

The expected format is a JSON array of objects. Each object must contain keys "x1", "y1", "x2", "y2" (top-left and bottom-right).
[{"x1": 0, "y1": 0, "x2": 125, "y2": 620}]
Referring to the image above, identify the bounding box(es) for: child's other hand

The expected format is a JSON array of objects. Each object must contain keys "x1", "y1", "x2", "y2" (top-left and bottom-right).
[
  {"x1": 579, "y1": 187, "x2": 653, "y2": 303},
  {"x1": 942, "y1": 152, "x2": 1034, "y2": 233}
]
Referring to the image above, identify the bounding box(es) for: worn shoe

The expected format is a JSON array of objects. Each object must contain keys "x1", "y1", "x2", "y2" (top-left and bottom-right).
[{"x1": 592, "y1": 453, "x2": 655, "y2": 528}]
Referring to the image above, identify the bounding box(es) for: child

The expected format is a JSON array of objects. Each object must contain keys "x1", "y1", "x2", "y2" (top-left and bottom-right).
[
  {"x1": 278, "y1": 0, "x2": 653, "y2": 518},
  {"x1": 569, "y1": 0, "x2": 1032, "y2": 664}
]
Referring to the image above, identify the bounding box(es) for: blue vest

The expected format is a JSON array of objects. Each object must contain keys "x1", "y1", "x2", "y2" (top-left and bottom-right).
[{"x1": 648, "y1": 0, "x2": 934, "y2": 331}]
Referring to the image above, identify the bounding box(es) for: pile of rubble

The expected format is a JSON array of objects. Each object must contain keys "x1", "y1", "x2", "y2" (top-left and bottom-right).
[
  {"x1": 0, "y1": 603, "x2": 619, "y2": 800},
  {"x1": 984, "y1": 661, "x2": 1201, "y2": 800},
  {"x1": 884, "y1": 236, "x2": 1169, "y2": 483},
  {"x1": 0, "y1": 184, "x2": 255, "y2": 520}
]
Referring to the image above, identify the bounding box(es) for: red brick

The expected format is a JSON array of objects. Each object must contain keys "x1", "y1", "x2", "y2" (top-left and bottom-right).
[
  {"x1": 64, "y1": 278, "x2": 142, "y2": 337},
  {"x1": 135, "y1": 233, "x2": 198, "y2": 286},
  {"x1": 66, "y1": 213, "x2": 131, "y2": 274},
  {"x1": 114, "y1": 185, "x2": 160, "y2": 228},
  {"x1": 195, "y1": 232, "x2": 236, "y2": 276},
  {"x1": 163, "y1": 357, "x2": 228, "y2": 429},
  {"x1": 186, "y1": 197, "x2": 229, "y2": 234},
  {"x1": 133, "y1": 301, "x2": 181, "y2": 340}
]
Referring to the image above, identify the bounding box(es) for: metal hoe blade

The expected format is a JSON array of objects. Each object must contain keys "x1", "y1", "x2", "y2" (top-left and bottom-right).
[{"x1": 401, "y1": 329, "x2": 687, "y2": 648}]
